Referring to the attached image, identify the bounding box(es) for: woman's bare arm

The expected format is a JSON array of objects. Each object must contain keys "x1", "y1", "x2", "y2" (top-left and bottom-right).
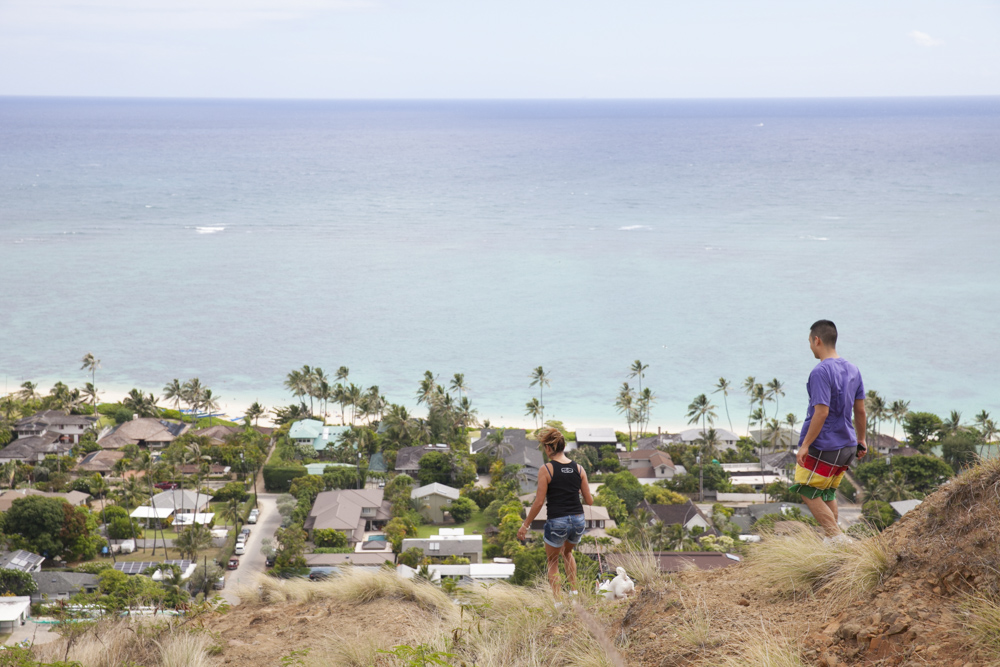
[{"x1": 580, "y1": 466, "x2": 593, "y2": 505}]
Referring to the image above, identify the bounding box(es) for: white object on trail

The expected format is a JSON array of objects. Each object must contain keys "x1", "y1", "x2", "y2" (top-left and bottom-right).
[{"x1": 599, "y1": 567, "x2": 635, "y2": 600}]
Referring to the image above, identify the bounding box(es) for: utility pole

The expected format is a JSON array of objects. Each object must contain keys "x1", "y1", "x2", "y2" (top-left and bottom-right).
[{"x1": 697, "y1": 454, "x2": 703, "y2": 502}]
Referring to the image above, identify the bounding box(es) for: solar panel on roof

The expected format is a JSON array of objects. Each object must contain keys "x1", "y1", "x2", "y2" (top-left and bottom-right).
[{"x1": 113, "y1": 560, "x2": 192, "y2": 575}]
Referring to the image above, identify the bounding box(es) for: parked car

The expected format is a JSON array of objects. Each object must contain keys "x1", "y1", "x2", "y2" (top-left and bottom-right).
[
  {"x1": 265, "y1": 554, "x2": 276, "y2": 567},
  {"x1": 213, "y1": 575, "x2": 226, "y2": 590},
  {"x1": 241, "y1": 526, "x2": 251, "y2": 537},
  {"x1": 228, "y1": 557, "x2": 239, "y2": 570},
  {"x1": 153, "y1": 482, "x2": 179, "y2": 490},
  {"x1": 377, "y1": 479, "x2": 386, "y2": 488},
  {"x1": 308, "y1": 568, "x2": 334, "y2": 581},
  {"x1": 234, "y1": 543, "x2": 245, "y2": 555},
  {"x1": 247, "y1": 514, "x2": 257, "y2": 524},
  {"x1": 236, "y1": 534, "x2": 247, "y2": 545}
]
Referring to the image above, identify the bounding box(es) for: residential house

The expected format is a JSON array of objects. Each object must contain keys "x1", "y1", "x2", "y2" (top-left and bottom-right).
[
  {"x1": 14, "y1": 410, "x2": 95, "y2": 445},
  {"x1": 368, "y1": 452, "x2": 387, "y2": 474},
  {"x1": 395, "y1": 443, "x2": 452, "y2": 476},
  {"x1": 401, "y1": 528, "x2": 483, "y2": 564},
  {"x1": 760, "y1": 450, "x2": 798, "y2": 474},
  {"x1": 636, "y1": 433, "x2": 677, "y2": 449},
  {"x1": 0, "y1": 597, "x2": 30, "y2": 632},
  {"x1": 870, "y1": 434, "x2": 904, "y2": 456},
  {"x1": 304, "y1": 489, "x2": 391, "y2": 543},
  {"x1": 0, "y1": 550, "x2": 45, "y2": 573},
  {"x1": 676, "y1": 428, "x2": 740, "y2": 450},
  {"x1": 470, "y1": 428, "x2": 529, "y2": 454},
  {"x1": 0, "y1": 432, "x2": 75, "y2": 462},
  {"x1": 397, "y1": 562, "x2": 516, "y2": 584},
  {"x1": 468, "y1": 429, "x2": 543, "y2": 493},
  {"x1": 411, "y1": 482, "x2": 461, "y2": 523},
  {"x1": 98, "y1": 418, "x2": 189, "y2": 450},
  {"x1": 176, "y1": 463, "x2": 232, "y2": 477},
  {"x1": 741, "y1": 502, "x2": 816, "y2": 529},
  {"x1": 148, "y1": 489, "x2": 211, "y2": 514},
  {"x1": 305, "y1": 552, "x2": 389, "y2": 569},
  {"x1": 617, "y1": 449, "x2": 677, "y2": 483},
  {"x1": 30, "y1": 572, "x2": 99, "y2": 602},
  {"x1": 288, "y1": 420, "x2": 350, "y2": 453},
  {"x1": 77, "y1": 449, "x2": 126, "y2": 475},
  {"x1": 0, "y1": 490, "x2": 90, "y2": 513},
  {"x1": 575, "y1": 427, "x2": 621, "y2": 451},
  {"x1": 890, "y1": 499, "x2": 922, "y2": 517},
  {"x1": 527, "y1": 504, "x2": 615, "y2": 531},
  {"x1": 638, "y1": 499, "x2": 713, "y2": 533}
]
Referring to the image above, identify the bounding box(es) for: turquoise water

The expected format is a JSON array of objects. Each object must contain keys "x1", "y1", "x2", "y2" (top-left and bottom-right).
[{"x1": 2, "y1": 97, "x2": 998, "y2": 430}]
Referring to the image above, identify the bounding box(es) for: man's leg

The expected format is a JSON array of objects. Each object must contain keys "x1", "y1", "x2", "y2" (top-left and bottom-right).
[
  {"x1": 561, "y1": 542, "x2": 578, "y2": 592},
  {"x1": 824, "y1": 498, "x2": 839, "y2": 525},
  {"x1": 800, "y1": 495, "x2": 841, "y2": 536},
  {"x1": 545, "y1": 542, "x2": 563, "y2": 595}
]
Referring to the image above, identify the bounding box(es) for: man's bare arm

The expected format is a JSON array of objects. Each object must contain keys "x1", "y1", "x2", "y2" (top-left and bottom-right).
[
  {"x1": 796, "y1": 404, "x2": 829, "y2": 467},
  {"x1": 853, "y1": 398, "x2": 867, "y2": 457}
]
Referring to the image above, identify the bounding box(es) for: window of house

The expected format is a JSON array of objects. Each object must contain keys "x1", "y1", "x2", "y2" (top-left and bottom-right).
[
  {"x1": 361, "y1": 507, "x2": 376, "y2": 517},
  {"x1": 429, "y1": 542, "x2": 440, "y2": 551}
]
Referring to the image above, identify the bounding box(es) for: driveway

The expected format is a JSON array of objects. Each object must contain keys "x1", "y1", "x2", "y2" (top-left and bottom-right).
[{"x1": 220, "y1": 493, "x2": 280, "y2": 605}]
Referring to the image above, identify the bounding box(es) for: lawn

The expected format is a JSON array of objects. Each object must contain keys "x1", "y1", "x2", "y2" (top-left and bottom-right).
[{"x1": 415, "y1": 510, "x2": 489, "y2": 538}]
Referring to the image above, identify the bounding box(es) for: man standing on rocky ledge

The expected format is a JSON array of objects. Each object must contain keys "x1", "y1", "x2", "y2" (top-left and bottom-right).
[{"x1": 789, "y1": 319, "x2": 868, "y2": 540}]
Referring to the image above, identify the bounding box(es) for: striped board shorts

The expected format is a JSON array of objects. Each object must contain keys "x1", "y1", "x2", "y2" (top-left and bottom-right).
[{"x1": 789, "y1": 445, "x2": 858, "y2": 501}]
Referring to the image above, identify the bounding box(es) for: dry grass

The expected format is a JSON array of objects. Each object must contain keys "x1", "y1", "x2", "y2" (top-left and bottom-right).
[
  {"x1": 961, "y1": 593, "x2": 1000, "y2": 661},
  {"x1": 33, "y1": 619, "x2": 211, "y2": 667},
  {"x1": 745, "y1": 526, "x2": 894, "y2": 602},
  {"x1": 610, "y1": 543, "x2": 671, "y2": 590},
  {"x1": 237, "y1": 566, "x2": 456, "y2": 619},
  {"x1": 157, "y1": 632, "x2": 212, "y2": 667},
  {"x1": 715, "y1": 629, "x2": 806, "y2": 667}
]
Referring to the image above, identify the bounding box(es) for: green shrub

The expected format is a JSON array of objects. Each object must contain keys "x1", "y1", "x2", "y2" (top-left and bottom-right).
[
  {"x1": 212, "y1": 481, "x2": 250, "y2": 503},
  {"x1": 263, "y1": 463, "x2": 308, "y2": 492},
  {"x1": 446, "y1": 497, "x2": 477, "y2": 524},
  {"x1": 313, "y1": 528, "x2": 348, "y2": 549}
]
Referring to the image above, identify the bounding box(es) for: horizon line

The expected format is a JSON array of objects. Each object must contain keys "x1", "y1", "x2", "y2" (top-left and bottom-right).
[{"x1": 2, "y1": 93, "x2": 999, "y2": 103}]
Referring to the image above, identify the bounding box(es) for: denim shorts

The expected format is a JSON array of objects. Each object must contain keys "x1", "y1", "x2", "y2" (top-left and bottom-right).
[{"x1": 543, "y1": 513, "x2": 586, "y2": 548}]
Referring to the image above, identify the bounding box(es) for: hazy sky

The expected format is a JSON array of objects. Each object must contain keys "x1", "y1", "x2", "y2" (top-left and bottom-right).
[{"x1": 1, "y1": 0, "x2": 998, "y2": 98}]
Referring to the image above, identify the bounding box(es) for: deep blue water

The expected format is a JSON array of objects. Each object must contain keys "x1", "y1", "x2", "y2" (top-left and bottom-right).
[{"x1": 2, "y1": 97, "x2": 998, "y2": 430}]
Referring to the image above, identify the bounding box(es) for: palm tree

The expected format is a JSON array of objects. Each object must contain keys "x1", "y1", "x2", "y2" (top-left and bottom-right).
[
  {"x1": 162, "y1": 379, "x2": 184, "y2": 414},
  {"x1": 1, "y1": 461, "x2": 19, "y2": 489},
  {"x1": 284, "y1": 368, "x2": 308, "y2": 408},
  {"x1": 615, "y1": 383, "x2": 637, "y2": 451},
  {"x1": 636, "y1": 387, "x2": 655, "y2": 435},
  {"x1": 625, "y1": 508, "x2": 654, "y2": 547},
  {"x1": 742, "y1": 376, "x2": 757, "y2": 437},
  {"x1": 784, "y1": 413, "x2": 799, "y2": 448},
  {"x1": 628, "y1": 360, "x2": 649, "y2": 396},
  {"x1": 81, "y1": 353, "x2": 100, "y2": 415},
  {"x1": 182, "y1": 378, "x2": 205, "y2": 420},
  {"x1": 82, "y1": 383, "x2": 101, "y2": 419},
  {"x1": 246, "y1": 401, "x2": 266, "y2": 427},
  {"x1": 865, "y1": 391, "x2": 888, "y2": 445},
  {"x1": 449, "y1": 373, "x2": 468, "y2": 401},
  {"x1": 713, "y1": 378, "x2": 734, "y2": 433},
  {"x1": 486, "y1": 428, "x2": 512, "y2": 459},
  {"x1": 335, "y1": 366, "x2": 350, "y2": 383},
  {"x1": 874, "y1": 471, "x2": 914, "y2": 503},
  {"x1": 134, "y1": 453, "x2": 168, "y2": 558},
  {"x1": 416, "y1": 371, "x2": 438, "y2": 406},
  {"x1": 123, "y1": 389, "x2": 160, "y2": 418},
  {"x1": 525, "y1": 398, "x2": 543, "y2": 429},
  {"x1": 685, "y1": 394, "x2": 718, "y2": 439},
  {"x1": 19, "y1": 381, "x2": 39, "y2": 402},
  {"x1": 699, "y1": 427, "x2": 721, "y2": 461},
  {"x1": 201, "y1": 389, "x2": 221, "y2": 419},
  {"x1": 942, "y1": 410, "x2": 964, "y2": 435},
  {"x1": 174, "y1": 524, "x2": 213, "y2": 561},
  {"x1": 220, "y1": 498, "x2": 242, "y2": 530},
  {"x1": 889, "y1": 400, "x2": 910, "y2": 441},
  {"x1": 529, "y1": 366, "x2": 550, "y2": 426},
  {"x1": 456, "y1": 396, "x2": 479, "y2": 429},
  {"x1": 974, "y1": 410, "x2": 991, "y2": 435},
  {"x1": 765, "y1": 379, "x2": 785, "y2": 420}
]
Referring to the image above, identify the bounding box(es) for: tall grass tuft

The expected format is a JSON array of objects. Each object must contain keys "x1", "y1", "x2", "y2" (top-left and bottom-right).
[
  {"x1": 716, "y1": 631, "x2": 806, "y2": 667},
  {"x1": 238, "y1": 567, "x2": 456, "y2": 618},
  {"x1": 610, "y1": 543, "x2": 669, "y2": 591},
  {"x1": 746, "y1": 526, "x2": 894, "y2": 601},
  {"x1": 158, "y1": 632, "x2": 212, "y2": 667},
  {"x1": 962, "y1": 593, "x2": 1000, "y2": 661}
]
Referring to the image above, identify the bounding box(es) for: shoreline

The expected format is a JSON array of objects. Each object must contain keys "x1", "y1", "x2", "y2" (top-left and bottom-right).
[{"x1": 7, "y1": 378, "x2": 698, "y2": 435}]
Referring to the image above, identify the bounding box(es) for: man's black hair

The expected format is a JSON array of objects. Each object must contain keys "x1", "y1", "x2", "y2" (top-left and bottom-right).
[{"x1": 810, "y1": 320, "x2": 838, "y2": 347}]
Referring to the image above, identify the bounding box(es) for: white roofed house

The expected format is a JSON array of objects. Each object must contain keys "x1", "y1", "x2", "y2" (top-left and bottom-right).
[
  {"x1": 401, "y1": 528, "x2": 483, "y2": 564},
  {"x1": 575, "y1": 427, "x2": 622, "y2": 451},
  {"x1": 0, "y1": 550, "x2": 45, "y2": 573},
  {"x1": 677, "y1": 427, "x2": 741, "y2": 451},
  {"x1": 617, "y1": 449, "x2": 677, "y2": 483}
]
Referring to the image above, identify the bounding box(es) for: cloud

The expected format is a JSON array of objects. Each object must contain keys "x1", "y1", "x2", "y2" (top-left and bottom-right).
[{"x1": 909, "y1": 30, "x2": 944, "y2": 48}]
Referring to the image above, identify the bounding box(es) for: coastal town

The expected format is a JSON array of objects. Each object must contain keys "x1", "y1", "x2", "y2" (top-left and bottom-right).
[{"x1": 0, "y1": 357, "x2": 995, "y2": 658}]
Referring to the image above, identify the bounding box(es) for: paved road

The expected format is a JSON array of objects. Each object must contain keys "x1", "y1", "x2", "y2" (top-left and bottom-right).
[{"x1": 220, "y1": 493, "x2": 280, "y2": 605}]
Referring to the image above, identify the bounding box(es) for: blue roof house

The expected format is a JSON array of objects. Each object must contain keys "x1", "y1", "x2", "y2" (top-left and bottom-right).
[{"x1": 288, "y1": 420, "x2": 352, "y2": 453}]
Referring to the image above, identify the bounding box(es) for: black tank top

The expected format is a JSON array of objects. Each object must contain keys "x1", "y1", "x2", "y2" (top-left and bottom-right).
[{"x1": 545, "y1": 460, "x2": 584, "y2": 519}]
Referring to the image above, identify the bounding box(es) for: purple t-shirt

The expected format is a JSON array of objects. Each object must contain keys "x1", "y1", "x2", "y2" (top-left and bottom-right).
[{"x1": 798, "y1": 357, "x2": 865, "y2": 452}]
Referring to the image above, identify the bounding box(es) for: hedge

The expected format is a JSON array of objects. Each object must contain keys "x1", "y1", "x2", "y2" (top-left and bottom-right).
[{"x1": 263, "y1": 463, "x2": 309, "y2": 492}]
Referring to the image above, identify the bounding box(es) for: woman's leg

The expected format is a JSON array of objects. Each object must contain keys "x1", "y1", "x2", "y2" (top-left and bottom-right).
[
  {"x1": 561, "y1": 541, "x2": 578, "y2": 591},
  {"x1": 545, "y1": 542, "x2": 563, "y2": 595}
]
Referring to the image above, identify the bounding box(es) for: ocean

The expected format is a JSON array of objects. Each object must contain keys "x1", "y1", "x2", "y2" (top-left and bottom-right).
[{"x1": 2, "y1": 96, "x2": 998, "y2": 432}]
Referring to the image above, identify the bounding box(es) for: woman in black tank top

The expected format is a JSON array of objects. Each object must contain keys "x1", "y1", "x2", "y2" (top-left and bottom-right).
[{"x1": 518, "y1": 428, "x2": 594, "y2": 597}]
